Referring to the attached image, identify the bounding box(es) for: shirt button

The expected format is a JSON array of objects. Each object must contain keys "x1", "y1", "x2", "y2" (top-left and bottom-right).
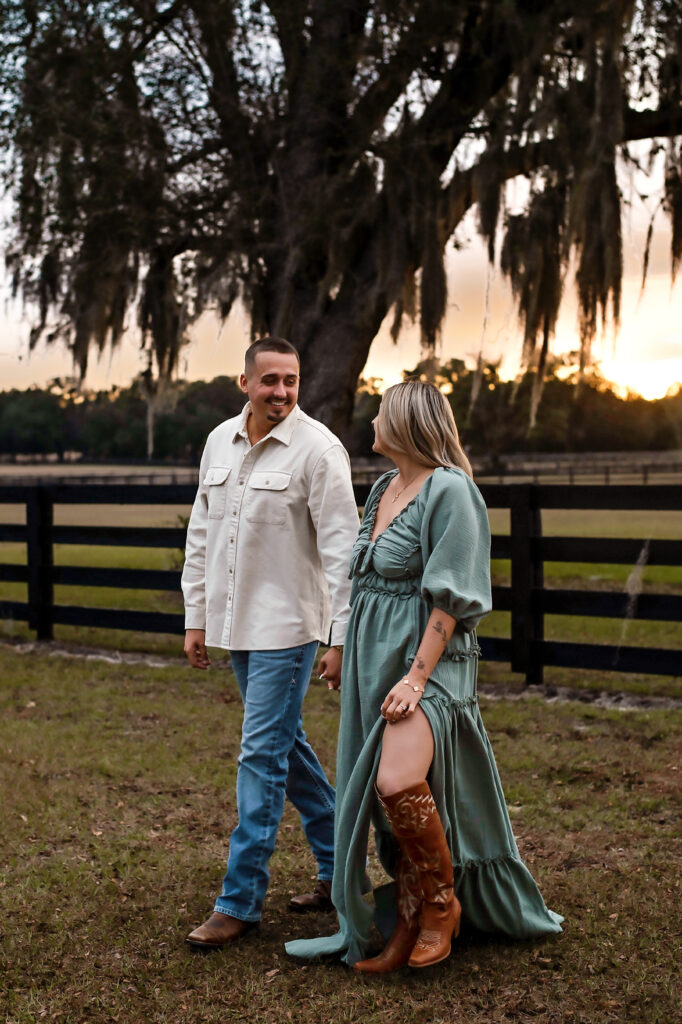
[{"x1": 230, "y1": 538, "x2": 234, "y2": 544}]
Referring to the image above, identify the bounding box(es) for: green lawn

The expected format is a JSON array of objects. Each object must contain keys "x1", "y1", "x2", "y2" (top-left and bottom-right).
[{"x1": 0, "y1": 646, "x2": 679, "y2": 1024}]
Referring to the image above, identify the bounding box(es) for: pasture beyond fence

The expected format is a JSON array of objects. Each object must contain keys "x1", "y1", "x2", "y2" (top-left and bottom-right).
[
  {"x1": 0, "y1": 482, "x2": 680, "y2": 684},
  {"x1": 2, "y1": 448, "x2": 682, "y2": 487}
]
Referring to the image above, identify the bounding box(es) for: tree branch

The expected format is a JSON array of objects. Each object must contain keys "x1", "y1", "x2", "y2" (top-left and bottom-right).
[
  {"x1": 624, "y1": 105, "x2": 682, "y2": 142},
  {"x1": 415, "y1": 1, "x2": 560, "y2": 170},
  {"x1": 128, "y1": 0, "x2": 190, "y2": 60},
  {"x1": 265, "y1": 0, "x2": 308, "y2": 82},
  {"x1": 167, "y1": 139, "x2": 226, "y2": 173},
  {"x1": 188, "y1": 0, "x2": 267, "y2": 188},
  {"x1": 442, "y1": 101, "x2": 682, "y2": 241},
  {"x1": 349, "y1": 2, "x2": 467, "y2": 141},
  {"x1": 289, "y1": 0, "x2": 371, "y2": 130}
]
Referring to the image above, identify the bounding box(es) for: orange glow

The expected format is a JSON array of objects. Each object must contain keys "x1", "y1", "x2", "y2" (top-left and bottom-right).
[{"x1": 598, "y1": 358, "x2": 682, "y2": 400}]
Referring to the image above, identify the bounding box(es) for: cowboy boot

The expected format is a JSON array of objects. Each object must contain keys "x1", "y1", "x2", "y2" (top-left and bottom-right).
[
  {"x1": 353, "y1": 854, "x2": 422, "y2": 973},
  {"x1": 288, "y1": 879, "x2": 333, "y2": 913},
  {"x1": 375, "y1": 782, "x2": 461, "y2": 968}
]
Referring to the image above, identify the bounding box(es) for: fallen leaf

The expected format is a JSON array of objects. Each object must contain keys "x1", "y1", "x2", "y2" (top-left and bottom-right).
[{"x1": 265, "y1": 968, "x2": 280, "y2": 979}]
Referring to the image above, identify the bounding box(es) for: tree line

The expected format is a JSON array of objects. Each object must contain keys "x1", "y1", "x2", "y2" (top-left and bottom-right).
[{"x1": 1, "y1": 363, "x2": 679, "y2": 464}]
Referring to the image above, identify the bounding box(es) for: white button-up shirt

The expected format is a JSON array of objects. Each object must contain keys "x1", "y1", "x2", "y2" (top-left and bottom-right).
[{"x1": 181, "y1": 403, "x2": 359, "y2": 650}]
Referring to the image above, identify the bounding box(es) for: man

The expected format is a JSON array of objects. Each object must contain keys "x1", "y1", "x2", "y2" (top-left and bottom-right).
[{"x1": 181, "y1": 336, "x2": 358, "y2": 949}]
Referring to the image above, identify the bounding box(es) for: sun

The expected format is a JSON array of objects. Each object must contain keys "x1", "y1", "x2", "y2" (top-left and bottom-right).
[{"x1": 599, "y1": 357, "x2": 682, "y2": 400}]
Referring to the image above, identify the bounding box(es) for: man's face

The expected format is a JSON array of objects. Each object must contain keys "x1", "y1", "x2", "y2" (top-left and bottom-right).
[{"x1": 239, "y1": 351, "x2": 300, "y2": 430}]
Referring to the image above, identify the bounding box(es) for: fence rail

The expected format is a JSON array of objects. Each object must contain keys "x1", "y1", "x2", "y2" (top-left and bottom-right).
[
  {"x1": 1, "y1": 482, "x2": 680, "y2": 684},
  {"x1": 2, "y1": 449, "x2": 682, "y2": 488}
]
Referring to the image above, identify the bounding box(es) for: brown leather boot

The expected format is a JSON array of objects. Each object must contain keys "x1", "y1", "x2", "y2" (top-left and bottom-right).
[
  {"x1": 374, "y1": 782, "x2": 461, "y2": 969},
  {"x1": 353, "y1": 855, "x2": 422, "y2": 973},
  {"x1": 288, "y1": 879, "x2": 333, "y2": 913},
  {"x1": 186, "y1": 912, "x2": 255, "y2": 949}
]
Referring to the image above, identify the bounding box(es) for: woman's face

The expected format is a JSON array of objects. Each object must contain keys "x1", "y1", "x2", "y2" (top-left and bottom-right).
[{"x1": 371, "y1": 412, "x2": 386, "y2": 455}]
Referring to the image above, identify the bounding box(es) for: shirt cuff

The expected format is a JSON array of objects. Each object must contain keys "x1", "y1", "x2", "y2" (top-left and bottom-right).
[
  {"x1": 184, "y1": 606, "x2": 206, "y2": 630},
  {"x1": 329, "y1": 622, "x2": 347, "y2": 646}
]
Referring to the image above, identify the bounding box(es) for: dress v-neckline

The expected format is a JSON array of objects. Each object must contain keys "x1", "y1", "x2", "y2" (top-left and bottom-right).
[{"x1": 368, "y1": 469, "x2": 434, "y2": 544}]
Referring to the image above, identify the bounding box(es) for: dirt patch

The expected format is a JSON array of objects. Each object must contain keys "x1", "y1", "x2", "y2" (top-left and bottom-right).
[
  {"x1": 0, "y1": 638, "x2": 226, "y2": 670},
  {"x1": 479, "y1": 680, "x2": 682, "y2": 711},
  {"x1": 3, "y1": 638, "x2": 680, "y2": 708}
]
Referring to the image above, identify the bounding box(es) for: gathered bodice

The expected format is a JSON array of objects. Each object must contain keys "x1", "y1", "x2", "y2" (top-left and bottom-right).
[{"x1": 349, "y1": 471, "x2": 425, "y2": 582}]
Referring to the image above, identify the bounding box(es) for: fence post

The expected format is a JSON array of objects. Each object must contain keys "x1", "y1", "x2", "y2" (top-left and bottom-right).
[
  {"x1": 510, "y1": 483, "x2": 544, "y2": 685},
  {"x1": 26, "y1": 485, "x2": 54, "y2": 641}
]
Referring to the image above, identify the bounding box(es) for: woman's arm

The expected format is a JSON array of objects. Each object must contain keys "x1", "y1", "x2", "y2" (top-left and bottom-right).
[{"x1": 381, "y1": 607, "x2": 456, "y2": 724}]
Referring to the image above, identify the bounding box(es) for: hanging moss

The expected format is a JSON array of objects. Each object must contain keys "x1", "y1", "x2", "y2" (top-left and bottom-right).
[
  {"x1": 2, "y1": 1, "x2": 682, "y2": 432},
  {"x1": 500, "y1": 180, "x2": 566, "y2": 370},
  {"x1": 664, "y1": 142, "x2": 682, "y2": 280}
]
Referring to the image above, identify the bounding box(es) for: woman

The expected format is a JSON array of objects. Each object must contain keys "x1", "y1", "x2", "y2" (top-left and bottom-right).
[{"x1": 286, "y1": 381, "x2": 562, "y2": 970}]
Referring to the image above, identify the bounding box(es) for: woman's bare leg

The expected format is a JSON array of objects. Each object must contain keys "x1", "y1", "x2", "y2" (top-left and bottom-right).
[{"x1": 376, "y1": 706, "x2": 434, "y2": 795}]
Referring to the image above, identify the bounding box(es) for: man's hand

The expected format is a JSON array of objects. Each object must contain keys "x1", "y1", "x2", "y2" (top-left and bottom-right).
[
  {"x1": 318, "y1": 646, "x2": 343, "y2": 691},
  {"x1": 184, "y1": 629, "x2": 210, "y2": 670}
]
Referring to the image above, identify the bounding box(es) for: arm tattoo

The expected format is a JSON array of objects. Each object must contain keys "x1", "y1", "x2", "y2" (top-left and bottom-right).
[
  {"x1": 432, "y1": 619, "x2": 448, "y2": 645},
  {"x1": 415, "y1": 655, "x2": 426, "y2": 672}
]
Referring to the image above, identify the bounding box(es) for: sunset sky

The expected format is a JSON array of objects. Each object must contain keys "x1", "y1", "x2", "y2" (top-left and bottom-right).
[{"x1": 1, "y1": 197, "x2": 680, "y2": 401}]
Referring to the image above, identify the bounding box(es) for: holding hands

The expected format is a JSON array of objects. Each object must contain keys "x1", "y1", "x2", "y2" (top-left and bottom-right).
[{"x1": 318, "y1": 645, "x2": 343, "y2": 690}]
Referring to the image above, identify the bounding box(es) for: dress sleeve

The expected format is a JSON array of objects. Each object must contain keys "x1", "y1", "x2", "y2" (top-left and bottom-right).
[{"x1": 419, "y1": 468, "x2": 492, "y2": 632}]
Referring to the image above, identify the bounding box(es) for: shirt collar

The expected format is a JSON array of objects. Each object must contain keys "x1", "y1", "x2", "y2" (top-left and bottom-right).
[{"x1": 232, "y1": 402, "x2": 300, "y2": 447}]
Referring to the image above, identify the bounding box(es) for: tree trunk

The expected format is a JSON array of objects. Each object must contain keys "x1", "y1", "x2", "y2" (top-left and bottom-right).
[
  {"x1": 146, "y1": 398, "x2": 155, "y2": 462},
  {"x1": 297, "y1": 313, "x2": 379, "y2": 439},
  {"x1": 284, "y1": 235, "x2": 390, "y2": 436}
]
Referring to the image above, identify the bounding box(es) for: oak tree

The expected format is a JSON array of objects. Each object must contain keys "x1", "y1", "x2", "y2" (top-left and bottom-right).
[{"x1": 2, "y1": 1, "x2": 681, "y2": 433}]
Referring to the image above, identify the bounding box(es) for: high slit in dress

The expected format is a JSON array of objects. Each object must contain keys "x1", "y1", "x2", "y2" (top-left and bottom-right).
[{"x1": 286, "y1": 467, "x2": 562, "y2": 964}]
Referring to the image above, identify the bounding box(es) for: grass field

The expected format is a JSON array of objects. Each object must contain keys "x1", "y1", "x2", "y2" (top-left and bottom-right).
[{"x1": 0, "y1": 645, "x2": 680, "y2": 1024}]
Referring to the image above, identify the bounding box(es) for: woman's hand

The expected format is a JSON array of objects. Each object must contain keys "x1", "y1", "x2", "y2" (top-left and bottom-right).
[
  {"x1": 381, "y1": 677, "x2": 424, "y2": 724},
  {"x1": 380, "y1": 608, "x2": 456, "y2": 724}
]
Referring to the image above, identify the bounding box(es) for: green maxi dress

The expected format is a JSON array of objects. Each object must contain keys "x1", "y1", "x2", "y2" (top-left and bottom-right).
[{"x1": 286, "y1": 468, "x2": 562, "y2": 964}]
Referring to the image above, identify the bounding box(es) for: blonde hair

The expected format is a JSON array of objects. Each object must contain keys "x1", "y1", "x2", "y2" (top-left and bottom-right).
[{"x1": 377, "y1": 380, "x2": 473, "y2": 478}]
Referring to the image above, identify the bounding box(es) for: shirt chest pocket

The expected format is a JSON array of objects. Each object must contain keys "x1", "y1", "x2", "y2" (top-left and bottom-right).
[
  {"x1": 204, "y1": 466, "x2": 231, "y2": 519},
  {"x1": 245, "y1": 471, "x2": 292, "y2": 525}
]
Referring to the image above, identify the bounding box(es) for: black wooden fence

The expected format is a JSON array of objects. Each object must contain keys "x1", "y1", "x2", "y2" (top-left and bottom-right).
[{"x1": 1, "y1": 482, "x2": 681, "y2": 683}]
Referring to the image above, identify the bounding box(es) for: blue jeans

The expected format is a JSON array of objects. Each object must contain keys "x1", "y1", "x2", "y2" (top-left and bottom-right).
[{"x1": 214, "y1": 642, "x2": 336, "y2": 921}]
